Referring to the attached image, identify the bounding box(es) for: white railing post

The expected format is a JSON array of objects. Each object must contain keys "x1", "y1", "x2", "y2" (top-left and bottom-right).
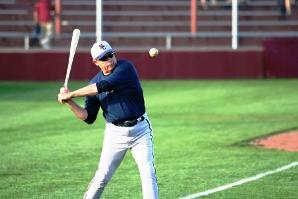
[
  {"x1": 166, "y1": 35, "x2": 172, "y2": 49},
  {"x1": 24, "y1": 35, "x2": 29, "y2": 50},
  {"x1": 232, "y1": 0, "x2": 238, "y2": 49},
  {"x1": 96, "y1": 0, "x2": 102, "y2": 42}
]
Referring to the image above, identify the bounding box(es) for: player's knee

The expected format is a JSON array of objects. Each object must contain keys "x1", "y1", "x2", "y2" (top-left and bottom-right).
[{"x1": 139, "y1": 162, "x2": 157, "y2": 180}]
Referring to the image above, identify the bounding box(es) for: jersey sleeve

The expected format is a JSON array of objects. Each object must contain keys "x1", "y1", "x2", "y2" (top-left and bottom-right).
[
  {"x1": 105, "y1": 61, "x2": 136, "y2": 87},
  {"x1": 84, "y1": 94, "x2": 100, "y2": 124},
  {"x1": 96, "y1": 80, "x2": 113, "y2": 93}
]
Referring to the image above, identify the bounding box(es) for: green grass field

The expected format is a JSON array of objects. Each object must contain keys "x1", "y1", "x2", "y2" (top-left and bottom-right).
[{"x1": 1, "y1": 80, "x2": 298, "y2": 199}]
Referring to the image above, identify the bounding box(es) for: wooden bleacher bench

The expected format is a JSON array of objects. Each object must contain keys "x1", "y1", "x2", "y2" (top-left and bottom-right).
[{"x1": 0, "y1": 0, "x2": 298, "y2": 49}]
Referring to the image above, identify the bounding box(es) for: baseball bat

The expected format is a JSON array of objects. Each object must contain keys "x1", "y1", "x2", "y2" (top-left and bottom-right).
[{"x1": 64, "y1": 28, "x2": 80, "y2": 88}]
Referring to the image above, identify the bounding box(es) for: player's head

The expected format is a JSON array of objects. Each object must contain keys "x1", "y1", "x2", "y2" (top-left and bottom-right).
[
  {"x1": 91, "y1": 41, "x2": 114, "y2": 60},
  {"x1": 91, "y1": 41, "x2": 117, "y2": 75}
]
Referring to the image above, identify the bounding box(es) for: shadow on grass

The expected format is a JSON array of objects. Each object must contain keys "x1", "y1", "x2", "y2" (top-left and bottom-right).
[{"x1": 231, "y1": 126, "x2": 298, "y2": 147}]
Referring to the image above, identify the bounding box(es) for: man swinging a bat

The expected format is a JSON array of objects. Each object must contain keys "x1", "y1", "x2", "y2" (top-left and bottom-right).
[{"x1": 57, "y1": 41, "x2": 159, "y2": 199}]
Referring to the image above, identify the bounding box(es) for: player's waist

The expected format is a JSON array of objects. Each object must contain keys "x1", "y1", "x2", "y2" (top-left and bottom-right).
[{"x1": 112, "y1": 114, "x2": 145, "y2": 127}]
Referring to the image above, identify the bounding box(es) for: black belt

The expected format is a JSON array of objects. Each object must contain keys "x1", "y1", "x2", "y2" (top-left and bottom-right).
[{"x1": 113, "y1": 116, "x2": 145, "y2": 127}]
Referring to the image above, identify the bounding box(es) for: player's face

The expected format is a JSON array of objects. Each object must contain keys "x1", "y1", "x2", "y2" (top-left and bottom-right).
[{"x1": 93, "y1": 52, "x2": 117, "y2": 75}]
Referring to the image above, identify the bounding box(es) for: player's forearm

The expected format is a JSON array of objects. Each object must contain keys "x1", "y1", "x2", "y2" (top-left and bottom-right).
[
  {"x1": 70, "y1": 83, "x2": 98, "y2": 98},
  {"x1": 65, "y1": 100, "x2": 88, "y2": 121}
]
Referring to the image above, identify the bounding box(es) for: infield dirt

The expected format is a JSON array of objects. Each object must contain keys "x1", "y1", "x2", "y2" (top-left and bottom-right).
[{"x1": 253, "y1": 131, "x2": 298, "y2": 152}]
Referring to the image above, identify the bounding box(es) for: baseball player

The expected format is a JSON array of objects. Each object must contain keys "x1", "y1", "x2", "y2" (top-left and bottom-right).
[{"x1": 58, "y1": 41, "x2": 158, "y2": 199}]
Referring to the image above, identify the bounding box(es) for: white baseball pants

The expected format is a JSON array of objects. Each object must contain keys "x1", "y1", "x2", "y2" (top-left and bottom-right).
[{"x1": 83, "y1": 115, "x2": 158, "y2": 199}]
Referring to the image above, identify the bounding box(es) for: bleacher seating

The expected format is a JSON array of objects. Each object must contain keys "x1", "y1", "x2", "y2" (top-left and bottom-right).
[{"x1": 0, "y1": 0, "x2": 298, "y2": 50}]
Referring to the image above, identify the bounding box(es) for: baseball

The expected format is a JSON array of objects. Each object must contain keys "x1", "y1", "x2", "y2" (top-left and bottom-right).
[{"x1": 149, "y1": 48, "x2": 159, "y2": 57}]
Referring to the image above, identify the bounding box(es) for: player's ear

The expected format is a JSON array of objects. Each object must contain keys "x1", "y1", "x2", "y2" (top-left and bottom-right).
[{"x1": 92, "y1": 59, "x2": 98, "y2": 65}]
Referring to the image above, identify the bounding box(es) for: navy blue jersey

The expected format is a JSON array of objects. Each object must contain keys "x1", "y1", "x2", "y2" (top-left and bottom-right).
[{"x1": 84, "y1": 60, "x2": 145, "y2": 124}]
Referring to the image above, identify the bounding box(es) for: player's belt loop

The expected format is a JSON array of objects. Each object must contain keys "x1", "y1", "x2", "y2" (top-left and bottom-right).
[{"x1": 137, "y1": 116, "x2": 145, "y2": 123}]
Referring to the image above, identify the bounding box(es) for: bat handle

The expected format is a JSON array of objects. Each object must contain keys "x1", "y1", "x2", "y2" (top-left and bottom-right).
[
  {"x1": 60, "y1": 86, "x2": 69, "y2": 103},
  {"x1": 64, "y1": 75, "x2": 69, "y2": 88},
  {"x1": 60, "y1": 86, "x2": 68, "y2": 93}
]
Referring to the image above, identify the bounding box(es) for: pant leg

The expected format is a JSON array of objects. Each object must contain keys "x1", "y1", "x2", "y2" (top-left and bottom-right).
[
  {"x1": 40, "y1": 22, "x2": 52, "y2": 49},
  {"x1": 84, "y1": 126, "x2": 128, "y2": 199},
  {"x1": 131, "y1": 121, "x2": 158, "y2": 199}
]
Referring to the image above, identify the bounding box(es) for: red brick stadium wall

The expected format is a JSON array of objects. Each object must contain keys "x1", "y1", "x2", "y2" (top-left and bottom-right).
[
  {"x1": 121, "y1": 51, "x2": 264, "y2": 79},
  {"x1": 0, "y1": 52, "x2": 97, "y2": 81},
  {"x1": 263, "y1": 38, "x2": 298, "y2": 78},
  {"x1": 0, "y1": 39, "x2": 297, "y2": 80},
  {"x1": 0, "y1": 50, "x2": 264, "y2": 80}
]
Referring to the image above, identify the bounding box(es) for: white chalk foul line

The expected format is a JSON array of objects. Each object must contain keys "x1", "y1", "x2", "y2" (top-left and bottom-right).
[{"x1": 180, "y1": 161, "x2": 298, "y2": 199}]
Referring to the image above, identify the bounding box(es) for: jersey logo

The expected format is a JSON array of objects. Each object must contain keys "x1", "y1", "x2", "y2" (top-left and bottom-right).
[
  {"x1": 106, "y1": 90, "x2": 115, "y2": 95},
  {"x1": 99, "y1": 44, "x2": 106, "y2": 50}
]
